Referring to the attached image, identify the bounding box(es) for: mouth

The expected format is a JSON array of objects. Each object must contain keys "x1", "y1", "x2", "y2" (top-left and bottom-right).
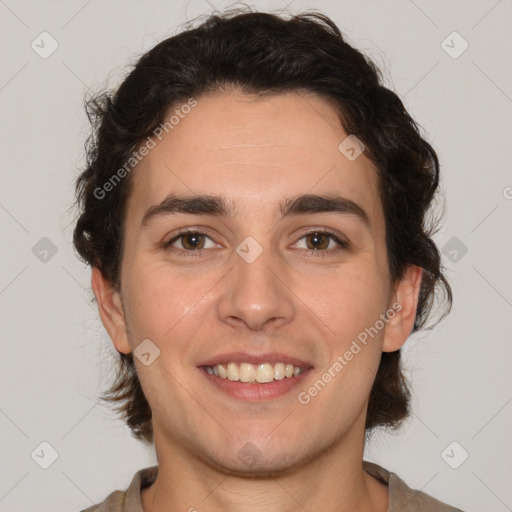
[
  {"x1": 197, "y1": 353, "x2": 313, "y2": 401},
  {"x1": 202, "y1": 361, "x2": 305, "y2": 382}
]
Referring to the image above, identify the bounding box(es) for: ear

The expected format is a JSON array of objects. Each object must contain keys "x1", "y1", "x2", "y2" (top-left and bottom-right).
[
  {"x1": 382, "y1": 265, "x2": 423, "y2": 352},
  {"x1": 91, "y1": 266, "x2": 131, "y2": 354}
]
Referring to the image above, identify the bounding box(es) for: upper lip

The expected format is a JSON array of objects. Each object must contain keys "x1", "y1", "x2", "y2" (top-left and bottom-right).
[{"x1": 198, "y1": 352, "x2": 313, "y2": 368}]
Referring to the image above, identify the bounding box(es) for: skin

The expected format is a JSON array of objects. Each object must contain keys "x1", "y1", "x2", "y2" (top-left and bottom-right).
[{"x1": 92, "y1": 89, "x2": 422, "y2": 512}]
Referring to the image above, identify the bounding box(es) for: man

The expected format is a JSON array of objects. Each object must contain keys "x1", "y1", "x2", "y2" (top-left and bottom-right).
[{"x1": 74, "y1": 8, "x2": 461, "y2": 512}]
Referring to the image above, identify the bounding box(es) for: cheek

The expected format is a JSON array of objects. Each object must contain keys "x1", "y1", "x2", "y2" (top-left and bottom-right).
[
  {"x1": 122, "y1": 261, "x2": 219, "y2": 349},
  {"x1": 305, "y1": 263, "x2": 390, "y2": 343}
]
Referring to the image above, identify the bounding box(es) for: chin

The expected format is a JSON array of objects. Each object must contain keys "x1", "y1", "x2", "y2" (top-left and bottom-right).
[
  {"x1": 207, "y1": 450, "x2": 306, "y2": 478},
  {"x1": 196, "y1": 435, "x2": 319, "y2": 478}
]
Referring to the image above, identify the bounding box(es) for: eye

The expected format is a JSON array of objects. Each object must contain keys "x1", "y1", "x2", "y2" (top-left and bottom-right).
[
  {"x1": 162, "y1": 227, "x2": 349, "y2": 258},
  {"x1": 163, "y1": 229, "x2": 219, "y2": 255},
  {"x1": 294, "y1": 230, "x2": 348, "y2": 255}
]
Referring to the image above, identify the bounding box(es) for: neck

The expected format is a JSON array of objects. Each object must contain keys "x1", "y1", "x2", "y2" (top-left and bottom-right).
[{"x1": 141, "y1": 415, "x2": 388, "y2": 512}]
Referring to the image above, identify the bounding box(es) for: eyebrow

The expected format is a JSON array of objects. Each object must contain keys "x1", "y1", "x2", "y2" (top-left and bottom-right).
[{"x1": 141, "y1": 192, "x2": 369, "y2": 228}]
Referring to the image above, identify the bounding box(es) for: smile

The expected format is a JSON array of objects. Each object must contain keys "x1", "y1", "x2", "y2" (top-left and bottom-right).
[{"x1": 203, "y1": 362, "x2": 304, "y2": 383}]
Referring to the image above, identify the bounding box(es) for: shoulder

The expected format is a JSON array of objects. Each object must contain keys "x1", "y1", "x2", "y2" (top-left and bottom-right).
[
  {"x1": 78, "y1": 466, "x2": 158, "y2": 512},
  {"x1": 79, "y1": 490, "x2": 126, "y2": 512},
  {"x1": 363, "y1": 460, "x2": 465, "y2": 512}
]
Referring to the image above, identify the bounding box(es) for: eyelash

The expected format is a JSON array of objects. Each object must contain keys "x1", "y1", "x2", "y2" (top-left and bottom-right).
[{"x1": 162, "y1": 227, "x2": 349, "y2": 259}]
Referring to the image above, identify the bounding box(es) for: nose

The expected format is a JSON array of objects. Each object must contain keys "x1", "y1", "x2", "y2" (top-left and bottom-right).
[{"x1": 216, "y1": 243, "x2": 295, "y2": 332}]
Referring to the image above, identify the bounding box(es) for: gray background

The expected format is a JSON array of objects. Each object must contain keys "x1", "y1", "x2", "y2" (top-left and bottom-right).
[{"x1": 0, "y1": 0, "x2": 510, "y2": 511}]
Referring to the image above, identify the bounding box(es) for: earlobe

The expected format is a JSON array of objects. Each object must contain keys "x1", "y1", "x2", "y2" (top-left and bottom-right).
[
  {"x1": 382, "y1": 265, "x2": 423, "y2": 353},
  {"x1": 91, "y1": 267, "x2": 131, "y2": 354}
]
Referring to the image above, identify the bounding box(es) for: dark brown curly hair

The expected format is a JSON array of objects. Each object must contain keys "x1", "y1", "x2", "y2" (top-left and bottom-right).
[{"x1": 72, "y1": 8, "x2": 452, "y2": 445}]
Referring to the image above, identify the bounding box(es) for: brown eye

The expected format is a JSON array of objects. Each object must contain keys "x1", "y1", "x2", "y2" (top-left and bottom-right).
[
  {"x1": 305, "y1": 232, "x2": 331, "y2": 250},
  {"x1": 294, "y1": 229, "x2": 349, "y2": 256},
  {"x1": 181, "y1": 233, "x2": 206, "y2": 250},
  {"x1": 164, "y1": 230, "x2": 217, "y2": 253}
]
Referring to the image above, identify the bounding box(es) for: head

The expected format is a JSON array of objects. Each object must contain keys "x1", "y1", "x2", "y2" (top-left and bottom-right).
[{"x1": 73, "y1": 9, "x2": 451, "y2": 469}]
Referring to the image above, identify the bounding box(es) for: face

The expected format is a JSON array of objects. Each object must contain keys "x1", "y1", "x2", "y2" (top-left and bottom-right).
[{"x1": 93, "y1": 89, "x2": 420, "y2": 475}]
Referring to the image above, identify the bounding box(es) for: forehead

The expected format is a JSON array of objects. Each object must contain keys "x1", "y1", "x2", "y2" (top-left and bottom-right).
[{"x1": 126, "y1": 90, "x2": 382, "y2": 227}]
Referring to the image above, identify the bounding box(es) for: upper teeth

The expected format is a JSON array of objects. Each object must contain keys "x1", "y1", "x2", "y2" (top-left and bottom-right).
[{"x1": 204, "y1": 362, "x2": 303, "y2": 383}]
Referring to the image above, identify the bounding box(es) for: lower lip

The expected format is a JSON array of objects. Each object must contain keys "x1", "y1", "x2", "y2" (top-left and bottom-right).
[{"x1": 199, "y1": 367, "x2": 312, "y2": 401}]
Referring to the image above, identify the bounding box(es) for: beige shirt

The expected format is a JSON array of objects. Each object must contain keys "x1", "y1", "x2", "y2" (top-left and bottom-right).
[{"x1": 80, "y1": 460, "x2": 464, "y2": 511}]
